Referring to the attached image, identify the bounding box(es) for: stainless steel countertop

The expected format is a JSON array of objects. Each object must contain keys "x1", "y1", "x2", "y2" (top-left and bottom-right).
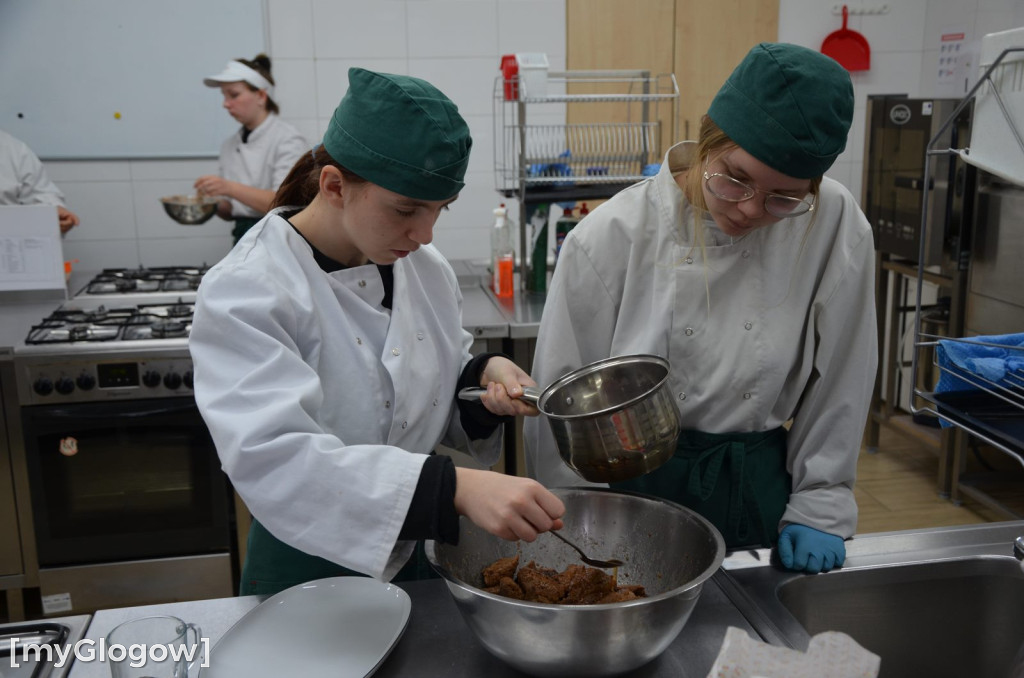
[
  {"x1": 63, "y1": 575, "x2": 754, "y2": 678},
  {"x1": 460, "y1": 285, "x2": 509, "y2": 339},
  {"x1": 454, "y1": 260, "x2": 547, "y2": 339}
]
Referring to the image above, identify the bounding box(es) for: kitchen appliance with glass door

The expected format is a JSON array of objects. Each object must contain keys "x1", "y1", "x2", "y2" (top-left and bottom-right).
[
  {"x1": 12, "y1": 275, "x2": 236, "y2": 616},
  {"x1": 863, "y1": 96, "x2": 974, "y2": 267}
]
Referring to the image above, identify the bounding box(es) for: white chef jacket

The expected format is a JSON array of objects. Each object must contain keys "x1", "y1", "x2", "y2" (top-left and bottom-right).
[
  {"x1": 524, "y1": 142, "x2": 877, "y2": 539},
  {"x1": 218, "y1": 114, "x2": 306, "y2": 218},
  {"x1": 189, "y1": 213, "x2": 501, "y2": 580},
  {"x1": 0, "y1": 129, "x2": 66, "y2": 206}
]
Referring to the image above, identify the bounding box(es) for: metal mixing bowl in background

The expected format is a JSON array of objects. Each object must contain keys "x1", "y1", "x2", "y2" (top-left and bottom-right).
[
  {"x1": 425, "y1": 488, "x2": 726, "y2": 677},
  {"x1": 160, "y1": 195, "x2": 219, "y2": 225}
]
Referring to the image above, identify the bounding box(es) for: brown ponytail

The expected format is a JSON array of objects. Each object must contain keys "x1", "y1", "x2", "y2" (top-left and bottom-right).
[
  {"x1": 272, "y1": 145, "x2": 368, "y2": 209},
  {"x1": 237, "y1": 53, "x2": 280, "y2": 115}
]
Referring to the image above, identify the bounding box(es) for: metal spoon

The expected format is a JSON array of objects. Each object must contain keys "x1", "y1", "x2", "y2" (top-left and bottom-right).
[{"x1": 548, "y1": 530, "x2": 624, "y2": 569}]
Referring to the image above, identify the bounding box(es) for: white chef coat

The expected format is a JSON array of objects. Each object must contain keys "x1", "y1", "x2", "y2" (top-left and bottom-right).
[
  {"x1": 189, "y1": 213, "x2": 501, "y2": 580},
  {"x1": 0, "y1": 129, "x2": 66, "y2": 206},
  {"x1": 524, "y1": 142, "x2": 877, "y2": 539},
  {"x1": 218, "y1": 114, "x2": 306, "y2": 218}
]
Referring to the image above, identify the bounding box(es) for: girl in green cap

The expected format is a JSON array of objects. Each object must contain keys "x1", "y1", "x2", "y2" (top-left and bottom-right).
[
  {"x1": 190, "y1": 68, "x2": 565, "y2": 595},
  {"x1": 526, "y1": 43, "x2": 877, "y2": 574}
]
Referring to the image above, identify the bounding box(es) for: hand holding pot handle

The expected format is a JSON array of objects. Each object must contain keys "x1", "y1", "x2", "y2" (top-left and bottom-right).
[{"x1": 458, "y1": 386, "x2": 542, "y2": 406}]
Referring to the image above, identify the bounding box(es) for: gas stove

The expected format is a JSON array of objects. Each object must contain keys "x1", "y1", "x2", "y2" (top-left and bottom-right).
[
  {"x1": 75, "y1": 265, "x2": 209, "y2": 297},
  {"x1": 15, "y1": 294, "x2": 197, "y2": 405}
]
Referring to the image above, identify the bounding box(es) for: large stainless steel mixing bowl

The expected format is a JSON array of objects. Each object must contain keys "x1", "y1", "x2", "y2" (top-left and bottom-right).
[
  {"x1": 160, "y1": 195, "x2": 219, "y2": 225},
  {"x1": 425, "y1": 488, "x2": 726, "y2": 677}
]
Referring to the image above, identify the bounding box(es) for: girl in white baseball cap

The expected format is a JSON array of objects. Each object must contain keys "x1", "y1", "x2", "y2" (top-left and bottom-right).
[{"x1": 194, "y1": 53, "x2": 306, "y2": 244}]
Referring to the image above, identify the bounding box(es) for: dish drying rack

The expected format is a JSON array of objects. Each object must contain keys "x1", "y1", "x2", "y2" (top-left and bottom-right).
[
  {"x1": 911, "y1": 32, "x2": 1024, "y2": 515},
  {"x1": 493, "y1": 70, "x2": 678, "y2": 288}
]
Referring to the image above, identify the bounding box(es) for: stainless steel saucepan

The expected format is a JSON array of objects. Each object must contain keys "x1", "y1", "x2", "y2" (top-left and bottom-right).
[{"x1": 459, "y1": 354, "x2": 681, "y2": 483}]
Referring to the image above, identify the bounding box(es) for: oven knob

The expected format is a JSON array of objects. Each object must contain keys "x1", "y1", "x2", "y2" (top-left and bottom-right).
[
  {"x1": 163, "y1": 372, "x2": 182, "y2": 390},
  {"x1": 142, "y1": 370, "x2": 162, "y2": 388},
  {"x1": 183, "y1": 370, "x2": 194, "y2": 389},
  {"x1": 55, "y1": 377, "x2": 75, "y2": 395},
  {"x1": 76, "y1": 374, "x2": 96, "y2": 390},
  {"x1": 33, "y1": 377, "x2": 54, "y2": 396}
]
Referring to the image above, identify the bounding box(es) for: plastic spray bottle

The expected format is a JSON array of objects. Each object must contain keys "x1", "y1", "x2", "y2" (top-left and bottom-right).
[{"x1": 491, "y1": 204, "x2": 515, "y2": 298}]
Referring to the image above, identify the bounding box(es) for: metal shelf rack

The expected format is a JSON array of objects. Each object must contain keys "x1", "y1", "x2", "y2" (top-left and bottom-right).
[
  {"x1": 912, "y1": 36, "x2": 1024, "y2": 516},
  {"x1": 493, "y1": 70, "x2": 678, "y2": 289}
]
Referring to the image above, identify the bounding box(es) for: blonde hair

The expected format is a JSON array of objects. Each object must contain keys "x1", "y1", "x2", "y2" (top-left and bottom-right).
[{"x1": 678, "y1": 115, "x2": 824, "y2": 311}]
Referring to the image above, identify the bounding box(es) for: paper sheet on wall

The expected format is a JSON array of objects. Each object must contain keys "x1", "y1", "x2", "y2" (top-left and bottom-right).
[
  {"x1": 0, "y1": 204, "x2": 66, "y2": 292},
  {"x1": 933, "y1": 27, "x2": 978, "y2": 97}
]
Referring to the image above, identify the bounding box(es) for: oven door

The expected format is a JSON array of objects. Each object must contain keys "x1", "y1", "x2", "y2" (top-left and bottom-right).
[{"x1": 21, "y1": 397, "x2": 231, "y2": 567}]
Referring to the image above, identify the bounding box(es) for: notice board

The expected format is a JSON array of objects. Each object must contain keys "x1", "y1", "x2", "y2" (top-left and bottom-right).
[{"x1": 0, "y1": 0, "x2": 266, "y2": 159}]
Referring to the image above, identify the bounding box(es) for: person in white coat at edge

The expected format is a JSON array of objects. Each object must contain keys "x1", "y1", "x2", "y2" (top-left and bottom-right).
[
  {"x1": 189, "y1": 67, "x2": 565, "y2": 596},
  {"x1": 194, "y1": 53, "x2": 306, "y2": 244},
  {"x1": 0, "y1": 129, "x2": 80, "y2": 233},
  {"x1": 524, "y1": 43, "x2": 877, "y2": 575}
]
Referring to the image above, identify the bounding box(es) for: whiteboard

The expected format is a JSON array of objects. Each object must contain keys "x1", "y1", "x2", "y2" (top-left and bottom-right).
[{"x1": 0, "y1": 0, "x2": 266, "y2": 159}]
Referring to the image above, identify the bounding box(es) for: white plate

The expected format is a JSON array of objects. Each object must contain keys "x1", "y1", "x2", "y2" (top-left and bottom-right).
[{"x1": 202, "y1": 577, "x2": 411, "y2": 678}]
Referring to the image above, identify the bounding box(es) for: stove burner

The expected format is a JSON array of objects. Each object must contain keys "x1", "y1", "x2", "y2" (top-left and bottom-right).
[
  {"x1": 24, "y1": 300, "x2": 195, "y2": 345},
  {"x1": 151, "y1": 319, "x2": 188, "y2": 338},
  {"x1": 68, "y1": 325, "x2": 93, "y2": 342},
  {"x1": 167, "y1": 303, "x2": 193, "y2": 318},
  {"x1": 79, "y1": 266, "x2": 210, "y2": 295}
]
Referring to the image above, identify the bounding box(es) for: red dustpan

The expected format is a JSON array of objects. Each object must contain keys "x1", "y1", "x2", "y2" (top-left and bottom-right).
[{"x1": 822, "y1": 5, "x2": 870, "y2": 71}]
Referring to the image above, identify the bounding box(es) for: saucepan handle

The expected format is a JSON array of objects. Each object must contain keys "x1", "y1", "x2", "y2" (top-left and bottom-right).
[{"x1": 458, "y1": 385, "x2": 541, "y2": 407}]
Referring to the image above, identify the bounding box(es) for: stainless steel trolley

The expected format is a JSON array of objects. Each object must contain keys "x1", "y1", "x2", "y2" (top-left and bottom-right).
[
  {"x1": 493, "y1": 69, "x2": 679, "y2": 288},
  {"x1": 911, "y1": 30, "x2": 1024, "y2": 516}
]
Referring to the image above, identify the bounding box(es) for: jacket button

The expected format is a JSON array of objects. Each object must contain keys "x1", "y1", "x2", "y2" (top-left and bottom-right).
[
  {"x1": 433, "y1": 399, "x2": 438, "y2": 406},
  {"x1": 685, "y1": 257, "x2": 693, "y2": 264},
  {"x1": 678, "y1": 392, "x2": 686, "y2": 400},
  {"x1": 743, "y1": 393, "x2": 751, "y2": 400},
  {"x1": 385, "y1": 401, "x2": 391, "y2": 408},
  {"x1": 401, "y1": 421, "x2": 408, "y2": 429},
  {"x1": 684, "y1": 327, "x2": 694, "y2": 336},
  {"x1": 744, "y1": 322, "x2": 752, "y2": 330},
  {"x1": 392, "y1": 348, "x2": 400, "y2": 356},
  {"x1": 742, "y1": 250, "x2": 750, "y2": 259},
  {"x1": 417, "y1": 331, "x2": 424, "y2": 340},
  {"x1": 358, "y1": 280, "x2": 367, "y2": 287}
]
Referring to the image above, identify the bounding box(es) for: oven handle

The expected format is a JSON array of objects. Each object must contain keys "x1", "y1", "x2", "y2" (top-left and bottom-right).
[{"x1": 35, "y1": 399, "x2": 201, "y2": 421}]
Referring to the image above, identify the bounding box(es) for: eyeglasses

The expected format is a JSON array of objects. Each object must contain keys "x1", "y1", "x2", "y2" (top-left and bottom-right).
[{"x1": 703, "y1": 171, "x2": 814, "y2": 218}]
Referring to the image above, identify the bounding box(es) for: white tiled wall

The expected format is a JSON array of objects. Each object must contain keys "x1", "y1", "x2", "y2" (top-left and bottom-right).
[
  {"x1": 47, "y1": 0, "x2": 565, "y2": 270},
  {"x1": 43, "y1": 0, "x2": 1024, "y2": 271}
]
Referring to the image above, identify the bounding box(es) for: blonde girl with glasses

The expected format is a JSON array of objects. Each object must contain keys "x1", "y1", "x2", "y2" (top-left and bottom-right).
[{"x1": 524, "y1": 43, "x2": 877, "y2": 575}]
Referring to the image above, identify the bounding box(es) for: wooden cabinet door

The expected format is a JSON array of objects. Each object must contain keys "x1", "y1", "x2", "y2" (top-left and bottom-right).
[
  {"x1": 567, "y1": 0, "x2": 779, "y2": 150},
  {"x1": 674, "y1": 0, "x2": 779, "y2": 141}
]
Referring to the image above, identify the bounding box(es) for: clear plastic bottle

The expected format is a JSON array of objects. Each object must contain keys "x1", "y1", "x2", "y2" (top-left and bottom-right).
[{"x1": 491, "y1": 204, "x2": 515, "y2": 298}]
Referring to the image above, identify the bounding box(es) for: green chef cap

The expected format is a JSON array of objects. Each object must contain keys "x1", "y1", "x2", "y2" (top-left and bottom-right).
[
  {"x1": 322, "y1": 68, "x2": 472, "y2": 201},
  {"x1": 707, "y1": 43, "x2": 854, "y2": 179}
]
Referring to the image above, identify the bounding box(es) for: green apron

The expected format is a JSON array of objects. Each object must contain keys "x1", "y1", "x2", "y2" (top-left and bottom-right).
[
  {"x1": 239, "y1": 520, "x2": 438, "y2": 596},
  {"x1": 613, "y1": 427, "x2": 790, "y2": 549},
  {"x1": 232, "y1": 217, "x2": 260, "y2": 245}
]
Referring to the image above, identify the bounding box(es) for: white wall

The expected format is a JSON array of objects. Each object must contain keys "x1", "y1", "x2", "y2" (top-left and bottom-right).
[
  {"x1": 45, "y1": 0, "x2": 1024, "y2": 271},
  {"x1": 50, "y1": 0, "x2": 567, "y2": 271}
]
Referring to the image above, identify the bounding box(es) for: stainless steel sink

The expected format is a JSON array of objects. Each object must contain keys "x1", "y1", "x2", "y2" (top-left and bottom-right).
[{"x1": 718, "y1": 521, "x2": 1024, "y2": 678}]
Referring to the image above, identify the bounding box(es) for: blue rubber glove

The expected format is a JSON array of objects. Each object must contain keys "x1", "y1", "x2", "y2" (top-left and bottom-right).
[{"x1": 777, "y1": 524, "x2": 845, "y2": 573}]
